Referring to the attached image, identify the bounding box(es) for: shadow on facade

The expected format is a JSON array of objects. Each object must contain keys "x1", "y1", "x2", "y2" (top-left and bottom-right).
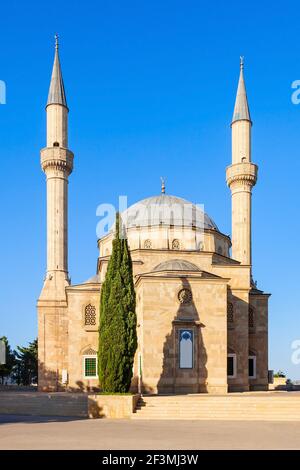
[
  {"x1": 38, "y1": 360, "x2": 100, "y2": 393},
  {"x1": 227, "y1": 290, "x2": 269, "y2": 393},
  {"x1": 156, "y1": 277, "x2": 208, "y2": 395},
  {"x1": 38, "y1": 360, "x2": 60, "y2": 392}
]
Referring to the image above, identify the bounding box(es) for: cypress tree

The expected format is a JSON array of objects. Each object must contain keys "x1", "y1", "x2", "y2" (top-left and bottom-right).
[{"x1": 98, "y1": 213, "x2": 137, "y2": 392}]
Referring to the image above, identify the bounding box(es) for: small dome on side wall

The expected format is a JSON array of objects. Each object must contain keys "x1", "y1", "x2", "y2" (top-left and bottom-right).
[{"x1": 153, "y1": 259, "x2": 201, "y2": 272}]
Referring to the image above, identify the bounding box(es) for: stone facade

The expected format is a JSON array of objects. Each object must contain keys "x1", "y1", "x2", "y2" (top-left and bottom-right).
[{"x1": 37, "y1": 46, "x2": 270, "y2": 394}]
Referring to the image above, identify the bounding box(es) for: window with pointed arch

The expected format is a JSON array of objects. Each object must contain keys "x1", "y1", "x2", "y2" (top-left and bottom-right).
[
  {"x1": 82, "y1": 347, "x2": 98, "y2": 379},
  {"x1": 172, "y1": 239, "x2": 180, "y2": 250},
  {"x1": 179, "y1": 330, "x2": 193, "y2": 369}
]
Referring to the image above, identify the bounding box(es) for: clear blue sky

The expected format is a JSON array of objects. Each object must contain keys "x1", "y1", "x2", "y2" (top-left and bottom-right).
[{"x1": 0, "y1": 0, "x2": 299, "y2": 379}]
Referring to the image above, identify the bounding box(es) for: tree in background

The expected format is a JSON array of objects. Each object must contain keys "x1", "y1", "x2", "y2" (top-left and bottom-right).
[
  {"x1": 98, "y1": 213, "x2": 137, "y2": 393},
  {"x1": 0, "y1": 336, "x2": 15, "y2": 384},
  {"x1": 274, "y1": 370, "x2": 286, "y2": 378},
  {"x1": 14, "y1": 339, "x2": 38, "y2": 385}
]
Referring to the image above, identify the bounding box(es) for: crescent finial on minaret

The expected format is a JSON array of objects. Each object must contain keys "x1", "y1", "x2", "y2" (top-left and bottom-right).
[
  {"x1": 231, "y1": 55, "x2": 250, "y2": 124},
  {"x1": 55, "y1": 33, "x2": 59, "y2": 50},
  {"x1": 47, "y1": 33, "x2": 67, "y2": 109}
]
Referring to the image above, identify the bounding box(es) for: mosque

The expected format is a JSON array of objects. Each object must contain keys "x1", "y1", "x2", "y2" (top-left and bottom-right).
[{"x1": 37, "y1": 38, "x2": 270, "y2": 394}]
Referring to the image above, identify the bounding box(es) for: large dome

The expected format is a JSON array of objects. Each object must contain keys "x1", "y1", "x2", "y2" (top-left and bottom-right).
[{"x1": 121, "y1": 194, "x2": 218, "y2": 231}]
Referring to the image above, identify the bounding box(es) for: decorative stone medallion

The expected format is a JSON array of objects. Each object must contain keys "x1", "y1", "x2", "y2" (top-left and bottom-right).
[
  {"x1": 178, "y1": 288, "x2": 193, "y2": 305},
  {"x1": 172, "y1": 239, "x2": 180, "y2": 250}
]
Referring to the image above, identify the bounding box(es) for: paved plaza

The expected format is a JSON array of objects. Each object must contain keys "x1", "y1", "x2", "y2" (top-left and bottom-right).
[{"x1": 0, "y1": 415, "x2": 299, "y2": 450}]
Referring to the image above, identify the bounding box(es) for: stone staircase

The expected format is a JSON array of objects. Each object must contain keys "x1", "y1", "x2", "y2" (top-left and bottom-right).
[
  {"x1": 132, "y1": 394, "x2": 300, "y2": 421},
  {"x1": 1, "y1": 392, "x2": 300, "y2": 421},
  {"x1": 0, "y1": 392, "x2": 88, "y2": 417}
]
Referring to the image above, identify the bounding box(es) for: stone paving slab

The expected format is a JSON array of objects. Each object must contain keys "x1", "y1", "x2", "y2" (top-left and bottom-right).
[{"x1": 0, "y1": 415, "x2": 300, "y2": 450}]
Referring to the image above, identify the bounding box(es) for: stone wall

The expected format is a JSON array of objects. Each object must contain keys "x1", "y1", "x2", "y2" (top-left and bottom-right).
[
  {"x1": 66, "y1": 284, "x2": 101, "y2": 391},
  {"x1": 249, "y1": 292, "x2": 269, "y2": 391},
  {"x1": 88, "y1": 394, "x2": 140, "y2": 418},
  {"x1": 38, "y1": 239, "x2": 269, "y2": 393},
  {"x1": 136, "y1": 274, "x2": 228, "y2": 394}
]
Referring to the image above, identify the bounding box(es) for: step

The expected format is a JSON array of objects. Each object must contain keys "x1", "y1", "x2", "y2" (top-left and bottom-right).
[
  {"x1": 133, "y1": 395, "x2": 300, "y2": 421},
  {"x1": 131, "y1": 416, "x2": 299, "y2": 422}
]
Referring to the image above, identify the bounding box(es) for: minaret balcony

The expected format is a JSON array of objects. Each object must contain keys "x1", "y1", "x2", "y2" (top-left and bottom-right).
[
  {"x1": 40, "y1": 146, "x2": 74, "y2": 174},
  {"x1": 226, "y1": 162, "x2": 257, "y2": 189}
]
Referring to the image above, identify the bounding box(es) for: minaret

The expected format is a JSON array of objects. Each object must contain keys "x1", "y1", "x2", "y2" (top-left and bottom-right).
[
  {"x1": 40, "y1": 34, "x2": 74, "y2": 297},
  {"x1": 226, "y1": 57, "x2": 257, "y2": 267},
  {"x1": 37, "y1": 36, "x2": 73, "y2": 391}
]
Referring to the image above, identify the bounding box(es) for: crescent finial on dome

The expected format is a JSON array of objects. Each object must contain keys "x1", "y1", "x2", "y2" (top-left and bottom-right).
[{"x1": 160, "y1": 177, "x2": 166, "y2": 194}]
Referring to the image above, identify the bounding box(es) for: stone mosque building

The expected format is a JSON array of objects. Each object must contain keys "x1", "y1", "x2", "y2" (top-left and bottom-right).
[{"x1": 37, "y1": 38, "x2": 270, "y2": 394}]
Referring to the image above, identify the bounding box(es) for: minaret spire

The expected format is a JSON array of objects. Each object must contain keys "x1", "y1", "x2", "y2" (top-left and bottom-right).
[
  {"x1": 47, "y1": 34, "x2": 67, "y2": 109},
  {"x1": 232, "y1": 56, "x2": 251, "y2": 124},
  {"x1": 226, "y1": 58, "x2": 257, "y2": 267}
]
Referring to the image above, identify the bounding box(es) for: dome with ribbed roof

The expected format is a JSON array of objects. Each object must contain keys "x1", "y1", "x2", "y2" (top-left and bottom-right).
[
  {"x1": 153, "y1": 259, "x2": 200, "y2": 272},
  {"x1": 121, "y1": 194, "x2": 218, "y2": 231}
]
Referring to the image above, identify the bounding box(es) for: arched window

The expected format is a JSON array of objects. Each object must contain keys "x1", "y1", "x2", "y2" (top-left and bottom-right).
[
  {"x1": 227, "y1": 302, "x2": 234, "y2": 323},
  {"x1": 82, "y1": 347, "x2": 98, "y2": 379},
  {"x1": 172, "y1": 239, "x2": 180, "y2": 250},
  {"x1": 144, "y1": 239, "x2": 152, "y2": 249},
  {"x1": 249, "y1": 306, "x2": 254, "y2": 328},
  {"x1": 85, "y1": 304, "x2": 96, "y2": 326},
  {"x1": 53, "y1": 141, "x2": 60, "y2": 147},
  {"x1": 179, "y1": 330, "x2": 193, "y2": 369}
]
